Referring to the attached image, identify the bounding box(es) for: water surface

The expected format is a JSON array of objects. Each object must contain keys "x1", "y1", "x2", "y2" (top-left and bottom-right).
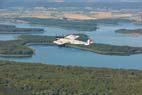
[{"x1": 0, "y1": 22, "x2": 142, "y2": 69}]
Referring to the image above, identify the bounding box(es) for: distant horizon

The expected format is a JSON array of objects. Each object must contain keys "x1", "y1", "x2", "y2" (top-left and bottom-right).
[
  {"x1": 1, "y1": 0, "x2": 142, "y2": 9},
  {"x1": 1, "y1": 0, "x2": 142, "y2": 3}
]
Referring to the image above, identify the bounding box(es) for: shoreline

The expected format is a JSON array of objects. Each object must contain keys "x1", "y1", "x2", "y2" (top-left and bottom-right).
[
  {"x1": 0, "y1": 54, "x2": 32, "y2": 58},
  {"x1": 1, "y1": 34, "x2": 142, "y2": 57},
  {"x1": 0, "y1": 31, "x2": 44, "y2": 34},
  {"x1": 24, "y1": 42, "x2": 142, "y2": 56}
]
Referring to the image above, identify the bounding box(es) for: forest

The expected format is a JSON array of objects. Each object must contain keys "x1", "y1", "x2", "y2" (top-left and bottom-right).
[{"x1": 0, "y1": 61, "x2": 142, "y2": 95}]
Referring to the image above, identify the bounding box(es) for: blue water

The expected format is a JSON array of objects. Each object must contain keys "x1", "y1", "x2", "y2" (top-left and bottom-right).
[
  {"x1": 1, "y1": 45, "x2": 142, "y2": 70},
  {"x1": 1, "y1": 22, "x2": 142, "y2": 69}
]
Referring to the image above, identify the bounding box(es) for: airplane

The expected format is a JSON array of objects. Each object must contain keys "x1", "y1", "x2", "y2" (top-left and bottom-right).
[{"x1": 53, "y1": 34, "x2": 93, "y2": 46}]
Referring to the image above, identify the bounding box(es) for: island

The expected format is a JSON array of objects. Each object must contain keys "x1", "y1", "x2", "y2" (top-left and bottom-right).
[
  {"x1": 0, "y1": 24, "x2": 44, "y2": 34},
  {"x1": 20, "y1": 34, "x2": 142, "y2": 56},
  {"x1": 115, "y1": 29, "x2": 142, "y2": 36},
  {"x1": 0, "y1": 61, "x2": 142, "y2": 95},
  {"x1": 16, "y1": 17, "x2": 131, "y2": 31},
  {"x1": 17, "y1": 17, "x2": 98, "y2": 31},
  {"x1": 0, "y1": 34, "x2": 142, "y2": 57}
]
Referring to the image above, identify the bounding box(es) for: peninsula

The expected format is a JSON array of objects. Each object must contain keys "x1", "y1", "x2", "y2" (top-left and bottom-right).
[
  {"x1": 0, "y1": 34, "x2": 142, "y2": 57},
  {"x1": 115, "y1": 29, "x2": 142, "y2": 35},
  {"x1": 0, "y1": 24, "x2": 44, "y2": 34}
]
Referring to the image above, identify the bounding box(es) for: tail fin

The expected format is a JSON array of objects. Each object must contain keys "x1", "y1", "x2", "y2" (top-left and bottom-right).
[{"x1": 85, "y1": 39, "x2": 93, "y2": 45}]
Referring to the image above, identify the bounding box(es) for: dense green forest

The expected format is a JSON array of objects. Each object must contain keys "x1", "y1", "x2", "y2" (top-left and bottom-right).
[
  {"x1": 0, "y1": 61, "x2": 142, "y2": 95},
  {"x1": 0, "y1": 40, "x2": 33, "y2": 57}
]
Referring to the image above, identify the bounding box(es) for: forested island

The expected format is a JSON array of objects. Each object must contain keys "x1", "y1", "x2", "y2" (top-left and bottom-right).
[
  {"x1": 17, "y1": 18, "x2": 98, "y2": 31},
  {"x1": 115, "y1": 29, "x2": 142, "y2": 35},
  {"x1": 0, "y1": 61, "x2": 142, "y2": 95},
  {"x1": 17, "y1": 18, "x2": 130, "y2": 31},
  {"x1": 19, "y1": 35, "x2": 142, "y2": 56},
  {"x1": 0, "y1": 24, "x2": 44, "y2": 34},
  {"x1": 0, "y1": 34, "x2": 142, "y2": 57}
]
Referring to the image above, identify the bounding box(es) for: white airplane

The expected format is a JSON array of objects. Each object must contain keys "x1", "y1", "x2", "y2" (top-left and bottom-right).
[{"x1": 53, "y1": 35, "x2": 93, "y2": 46}]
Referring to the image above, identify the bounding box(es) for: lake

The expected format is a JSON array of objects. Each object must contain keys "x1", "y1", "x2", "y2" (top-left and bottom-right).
[{"x1": 0, "y1": 22, "x2": 142, "y2": 69}]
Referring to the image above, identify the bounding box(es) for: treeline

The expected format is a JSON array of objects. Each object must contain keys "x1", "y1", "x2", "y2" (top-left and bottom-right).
[
  {"x1": 0, "y1": 61, "x2": 142, "y2": 95},
  {"x1": 18, "y1": 18, "x2": 98, "y2": 31},
  {"x1": 66, "y1": 43, "x2": 142, "y2": 56},
  {"x1": 0, "y1": 40, "x2": 33, "y2": 57},
  {"x1": 18, "y1": 17, "x2": 131, "y2": 31},
  {"x1": 19, "y1": 35, "x2": 57, "y2": 44},
  {"x1": 0, "y1": 24, "x2": 44, "y2": 34},
  {"x1": 115, "y1": 29, "x2": 142, "y2": 35}
]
